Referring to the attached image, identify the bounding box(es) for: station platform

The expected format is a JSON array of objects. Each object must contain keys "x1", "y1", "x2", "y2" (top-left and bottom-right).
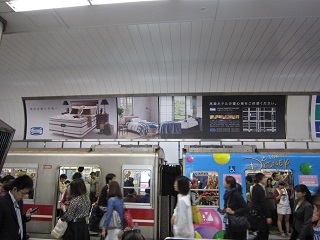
[{"x1": 28, "y1": 230, "x2": 291, "y2": 239}]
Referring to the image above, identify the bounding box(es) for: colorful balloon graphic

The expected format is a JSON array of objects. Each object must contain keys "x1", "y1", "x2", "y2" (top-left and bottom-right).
[
  {"x1": 194, "y1": 231, "x2": 202, "y2": 238},
  {"x1": 300, "y1": 162, "x2": 312, "y2": 175},
  {"x1": 187, "y1": 155, "x2": 194, "y2": 163},
  {"x1": 213, "y1": 230, "x2": 225, "y2": 239},
  {"x1": 195, "y1": 226, "x2": 219, "y2": 239},
  {"x1": 213, "y1": 153, "x2": 230, "y2": 165},
  {"x1": 197, "y1": 208, "x2": 223, "y2": 231}
]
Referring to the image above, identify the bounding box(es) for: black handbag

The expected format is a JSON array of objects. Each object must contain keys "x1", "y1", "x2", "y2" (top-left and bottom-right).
[{"x1": 228, "y1": 214, "x2": 250, "y2": 231}]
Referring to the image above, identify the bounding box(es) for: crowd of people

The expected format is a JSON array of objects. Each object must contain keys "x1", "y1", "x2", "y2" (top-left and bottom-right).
[
  {"x1": 172, "y1": 172, "x2": 320, "y2": 240},
  {"x1": 2, "y1": 169, "x2": 320, "y2": 240},
  {"x1": 0, "y1": 168, "x2": 147, "y2": 240}
]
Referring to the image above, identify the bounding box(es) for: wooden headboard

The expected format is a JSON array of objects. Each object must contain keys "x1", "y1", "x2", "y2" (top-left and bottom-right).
[
  {"x1": 124, "y1": 116, "x2": 139, "y2": 123},
  {"x1": 70, "y1": 100, "x2": 98, "y2": 106}
]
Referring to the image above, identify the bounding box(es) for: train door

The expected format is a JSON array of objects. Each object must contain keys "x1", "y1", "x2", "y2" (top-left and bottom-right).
[{"x1": 55, "y1": 165, "x2": 101, "y2": 220}]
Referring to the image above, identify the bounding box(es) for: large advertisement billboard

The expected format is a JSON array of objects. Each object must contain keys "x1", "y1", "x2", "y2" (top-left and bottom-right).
[
  {"x1": 202, "y1": 95, "x2": 286, "y2": 139},
  {"x1": 24, "y1": 95, "x2": 286, "y2": 140}
]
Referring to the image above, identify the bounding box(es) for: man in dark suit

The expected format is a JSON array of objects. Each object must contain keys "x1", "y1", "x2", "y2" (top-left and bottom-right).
[
  {"x1": 251, "y1": 173, "x2": 272, "y2": 240},
  {"x1": 0, "y1": 175, "x2": 34, "y2": 240}
]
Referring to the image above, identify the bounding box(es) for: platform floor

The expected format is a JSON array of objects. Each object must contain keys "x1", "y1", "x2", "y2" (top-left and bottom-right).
[{"x1": 28, "y1": 230, "x2": 291, "y2": 240}]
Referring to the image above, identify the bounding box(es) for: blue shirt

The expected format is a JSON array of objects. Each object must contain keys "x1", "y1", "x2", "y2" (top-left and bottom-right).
[
  {"x1": 103, "y1": 197, "x2": 123, "y2": 228},
  {"x1": 138, "y1": 194, "x2": 150, "y2": 203}
]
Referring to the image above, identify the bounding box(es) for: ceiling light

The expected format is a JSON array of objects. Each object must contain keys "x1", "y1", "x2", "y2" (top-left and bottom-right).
[
  {"x1": 90, "y1": 0, "x2": 161, "y2": 5},
  {"x1": 6, "y1": 0, "x2": 90, "y2": 12}
]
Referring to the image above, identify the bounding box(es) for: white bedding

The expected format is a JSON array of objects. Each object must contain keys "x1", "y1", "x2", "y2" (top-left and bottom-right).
[
  {"x1": 178, "y1": 118, "x2": 198, "y2": 129},
  {"x1": 49, "y1": 114, "x2": 96, "y2": 138}
]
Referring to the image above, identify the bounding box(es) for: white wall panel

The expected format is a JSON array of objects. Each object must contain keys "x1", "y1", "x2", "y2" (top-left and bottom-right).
[
  {"x1": 286, "y1": 142, "x2": 307, "y2": 149},
  {"x1": 45, "y1": 142, "x2": 63, "y2": 148},
  {"x1": 264, "y1": 142, "x2": 286, "y2": 149},
  {"x1": 286, "y1": 96, "x2": 310, "y2": 140},
  {"x1": 308, "y1": 142, "x2": 320, "y2": 149},
  {"x1": 159, "y1": 141, "x2": 179, "y2": 164}
]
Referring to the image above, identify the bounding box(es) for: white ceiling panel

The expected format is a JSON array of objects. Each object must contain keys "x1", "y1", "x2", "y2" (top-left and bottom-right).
[
  {"x1": 0, "y1": 0, "x2": 320, "y2": 103},
  {"x1": 217, "y1": 0, "x2": 320, "y2": 20},
  {"x1": 55, "y1": 0, "x2": 218, "y2": 29}
]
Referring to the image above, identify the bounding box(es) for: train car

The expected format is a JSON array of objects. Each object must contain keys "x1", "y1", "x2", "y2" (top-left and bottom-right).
[
  {"x1": 1, "y1": 144, "x2": 165, "y2": 239},
  {"x1": 183, "y1": 145, "x2": 320, "y2": 239}
]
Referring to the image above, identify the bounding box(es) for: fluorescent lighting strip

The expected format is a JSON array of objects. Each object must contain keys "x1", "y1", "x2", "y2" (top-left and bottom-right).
[
  {"x1": 90, "y1": 0, "x2": 161, "y2": 5},
  {"x1": 6, "y1": 0, "x2": 90, "y2": 12}
]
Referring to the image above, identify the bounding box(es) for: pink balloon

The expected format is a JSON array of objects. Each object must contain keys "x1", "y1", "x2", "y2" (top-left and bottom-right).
[
  {"x1": 187, "y1": 156, "x2": 194, "y2": 163},
  {"x1": 196, "y1": 208, "x2": 223, "y2": 231}
]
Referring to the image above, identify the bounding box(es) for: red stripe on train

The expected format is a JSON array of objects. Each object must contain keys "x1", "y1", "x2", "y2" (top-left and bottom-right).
[
  {"x1": 127, "y1": 208, "x2": 154, "y2": 226},
  {"x1": 23, "y1": 204, "x2": 53, "y2": 222}
]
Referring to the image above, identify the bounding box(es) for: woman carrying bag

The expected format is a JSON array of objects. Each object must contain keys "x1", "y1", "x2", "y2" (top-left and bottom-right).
[
  {"x1": 101, "y1": 181, "x2": 123, "y2": 240},
  {"x1": 170, "y1": 176, "x2": 194, "y2": 238},
  {"x1": 60, "y1": 179, "x2": 91, "y2": 240},
  {"x1": 222, "y1": 176, "x2": 248, "y2": 240}
]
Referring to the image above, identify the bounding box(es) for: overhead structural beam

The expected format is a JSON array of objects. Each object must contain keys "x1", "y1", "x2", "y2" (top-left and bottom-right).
[{"x1": 0, "y1": 16, "x2": 7, "y2": 45}]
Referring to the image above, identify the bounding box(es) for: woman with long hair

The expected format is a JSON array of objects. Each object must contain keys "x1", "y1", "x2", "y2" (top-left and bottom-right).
[
  {"x1": 101, "y1": 181, "x2": 123, "y2": 240},
  {"x1": 61, "y1": 179, "x2": 91, "y2": 240},
  {"x1": 222, "y1": 176, "x2": 248, "y2": 240},
  {"x1": 290, "y1": 184, "x2": 313, "y2": 240},
  {"x1": 170, "y1": 176, "x2": 194, "y2": 238}
]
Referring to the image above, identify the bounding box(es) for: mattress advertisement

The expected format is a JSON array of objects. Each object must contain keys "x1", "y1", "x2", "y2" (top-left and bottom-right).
[
  {"x1": 311, "y1": 95, "x2": 320, "y2": 140},
  {"x1": 25, "y1": 98, "x2": 117, "y2": 139},
  {"x1": 24, "y1": 95, "x2": 286, "y2": 140},
  {"x1": 202, "y1": 95, "x2": 286, "y2": 139},
  {"x1": 24, "y1": 97, "x2": 159, "y2": 140}
]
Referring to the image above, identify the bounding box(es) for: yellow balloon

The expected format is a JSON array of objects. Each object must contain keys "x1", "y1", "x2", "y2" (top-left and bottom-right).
[
  {"x1": 194, "y1": 231, "x2": 202, "y2": 239},
  {"x1": 213, "y1": 153, "x2": 230, "y2": 165}
]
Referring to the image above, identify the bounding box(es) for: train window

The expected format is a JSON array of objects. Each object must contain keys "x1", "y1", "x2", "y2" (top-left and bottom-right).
[
  {"x1": 190, "y1": 171, "x2": 219, "y2": 206},
  {"x1": 1, "y1": 163, "x2": 38, "y2": 204},
  {"x1": 122, "y1": 165, "x2": 152, "y2": 205},
  {"x1": 59, "y1": 166, "x2": 101, "y2": 180},
  {"x1": 244, "y1": 169, "x2": 294, "y2": 202}
]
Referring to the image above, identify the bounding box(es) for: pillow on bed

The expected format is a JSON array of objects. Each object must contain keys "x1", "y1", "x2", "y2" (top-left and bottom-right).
[
  {"x1": 81, "y1": 109, "x2": 91, "y2": 115},
  {"x1": 187, "y1": 117, "x2": 196, "y2": 122},
  {"x1": 70, "y1": 108, "x2": 78, "y2": 114},
  {"x1": 131, "y1": 118, "x2": 142, "y2": 122}
]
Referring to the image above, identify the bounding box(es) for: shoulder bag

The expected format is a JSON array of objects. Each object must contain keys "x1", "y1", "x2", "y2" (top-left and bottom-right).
[
  {"x1": 99, "y1": 197, "x2": 122, "y2": 229},
  {"x1": 228, "y1": 213, "x2": 250, "y2": 231},
  {"x1": 190, "y1": 192, "x2": 202, "y2": 224},
  {"x1": 123, "y1": 207, "x2": 134, "y2": 230},
  {"x1": 51, "y1": 219, "x2": 68, "y2": 239},
  {"x1": 227, "y1": 193, "x2": 250, "y2": 231},
  {"x1": 192, "y1": 205, "x2": 202, "y2": 224}
]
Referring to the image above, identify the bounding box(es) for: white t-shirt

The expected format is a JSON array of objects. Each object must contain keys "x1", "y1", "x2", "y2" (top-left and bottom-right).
[{"x1": 173, "y1": 194, "x2": 194, "y2": 238}]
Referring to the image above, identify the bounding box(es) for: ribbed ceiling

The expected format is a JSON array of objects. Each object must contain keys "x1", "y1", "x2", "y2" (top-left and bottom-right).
[{"x1": 0, "y1": 0, "x2": 320, "y2": 98}]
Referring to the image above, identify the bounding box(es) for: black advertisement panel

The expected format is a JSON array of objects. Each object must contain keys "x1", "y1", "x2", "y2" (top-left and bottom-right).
[{"x1": 202, "y1": 95, "x2": 286, "y2": 139}]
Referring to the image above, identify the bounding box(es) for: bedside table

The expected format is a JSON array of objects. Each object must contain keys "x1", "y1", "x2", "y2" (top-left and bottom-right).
[{"x1": 96, "y1": 114, "x2": 109, "y2": 129}]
